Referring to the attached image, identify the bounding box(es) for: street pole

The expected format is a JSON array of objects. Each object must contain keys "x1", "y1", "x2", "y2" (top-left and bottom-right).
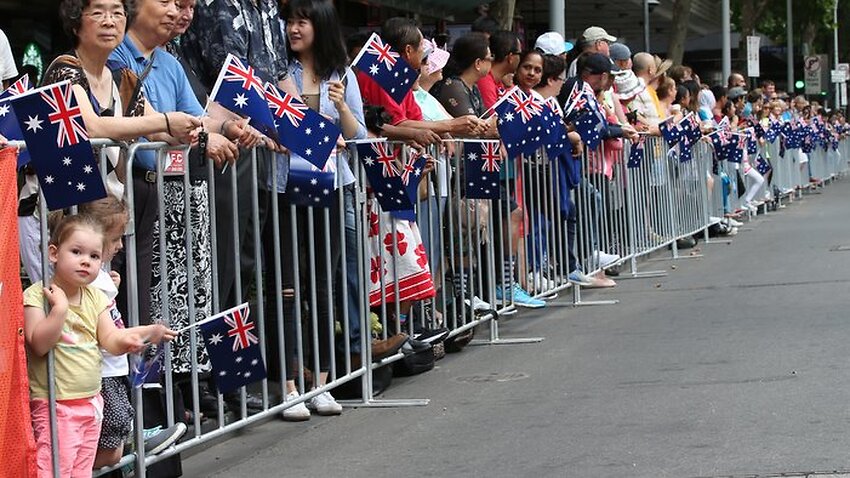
[
  {"x1": 644, "y1": 0, "x2": 650, "y2": 52},
  {"x1": 834, "y1": 0, "x2": 840, "y2": 110},
  {"x1": 550, "y1": 0, "x2": 565, "y2": 35},
  {"x1": 722, "y1": 0, "x2": 731, "y2": 82},
  {"x1": 787, "y1": 0, "x2": 794, "y2": 93}
]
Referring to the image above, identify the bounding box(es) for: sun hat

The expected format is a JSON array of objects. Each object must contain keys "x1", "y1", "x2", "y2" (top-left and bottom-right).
[{"x1": 614, "y1": 70, "x2": 646, "y2": 101}]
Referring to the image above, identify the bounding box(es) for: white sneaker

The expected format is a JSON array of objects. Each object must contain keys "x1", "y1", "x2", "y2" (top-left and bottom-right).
[
  {"x1": 281, "y1": 391, "x2": 311, "y2": 421},
  {"x1": 526, "y1": 271, "x2": 555, "y2": 291},
  {"x1": 464, "y1": 295, "x2": 492, "y2": 311},
  {"x1": 592, "y1": 250, "x2": 621, "y2": 269},
  {"x1": 308, "y1": 391, "x2": 343, "y2": 416},
  {"x1": 723, "y1": 217, "x2": 743, "y2": 227}
]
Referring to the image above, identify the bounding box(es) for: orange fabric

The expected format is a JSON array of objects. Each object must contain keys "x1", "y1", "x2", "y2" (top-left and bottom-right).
[{"x1": 0, "y1": 147, "x2": 37, "y2": 478}]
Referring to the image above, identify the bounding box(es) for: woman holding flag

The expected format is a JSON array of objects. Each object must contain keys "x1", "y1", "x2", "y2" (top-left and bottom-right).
[{"x1": 265, "y1": 0, "x2": 367, "y2": 420}]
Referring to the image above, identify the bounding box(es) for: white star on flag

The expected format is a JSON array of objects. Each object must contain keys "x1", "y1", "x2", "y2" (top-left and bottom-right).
[
  {"x1": 44, "y1": 175, "x2": 54, "y2": 184},
  {"x1": 504, "y1": 112, "x2": 514, "y2": 122},
  {"x1": 76, "y1": 182, "x2": 86, "y2": 191},
  {"x1": 305, "y1": 128, "x2": 312, "y2": 135},
  {"x1": 83, "y1": 165, "x2": 93, "y2": 174},
  {"x1": 62, "y1": 157, "x2": 72, "y2": 166},
  {"x1": 0, "y1": 104, "x2": 8, "y2": 117},
  {"x1": 369, "y1": 64, "x2": 379, "y2": 75},
  {"x1": 24, "y1": 115, "x2": 43, "y2": 132},
  {"x1": 233, "y1": 93, "x2": 249, "y2": 108},
  {"x1": 468, "y1": 152, "x2": 477, "y2": 160},
  {"x1": 209, "y1": 333, "x2": 223, "y2": 345}
]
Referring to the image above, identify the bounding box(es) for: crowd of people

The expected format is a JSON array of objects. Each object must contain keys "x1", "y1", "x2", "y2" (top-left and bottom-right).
[{"x1": 8, "y1": 0, "x2": 849, "y2": 476}]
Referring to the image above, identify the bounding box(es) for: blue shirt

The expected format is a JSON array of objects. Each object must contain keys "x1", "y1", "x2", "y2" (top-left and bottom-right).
[
  {"x1": 269, "y1": 62, "x2": 366, "y2": 192},
  {"x1": 110, "y1": 35, "x2": 205, "y2": 169}
]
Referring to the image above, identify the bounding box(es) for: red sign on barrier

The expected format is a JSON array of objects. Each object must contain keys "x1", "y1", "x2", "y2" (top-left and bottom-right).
[{"x1": 164, "y1": 149, "x2": 186, "y2": 175}]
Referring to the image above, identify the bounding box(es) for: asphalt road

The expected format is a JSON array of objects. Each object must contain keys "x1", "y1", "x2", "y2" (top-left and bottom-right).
[{"x1": 183, "y1": 179, "x2": 850, "y2": 478}]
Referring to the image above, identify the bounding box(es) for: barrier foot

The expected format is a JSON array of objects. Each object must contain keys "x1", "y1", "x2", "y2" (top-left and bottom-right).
[
  {"x1": 573, "y1": 299, "x2": 620, "y2": 306},
  {"x1": 616, "y1": 270, "x2": 668, "y2": 279},
  {"x1": 673, "y1": 253, "x2": 704, "y2": 260},
  {"x1": 702, "y1": 238, "x2": 733, "y2": 245},
  {"x1": 339, "y1": 398, "x2": 430, "y2": 408},
  {"x1": 469, "y1": 337, "x2": 545, "y2": 346}
]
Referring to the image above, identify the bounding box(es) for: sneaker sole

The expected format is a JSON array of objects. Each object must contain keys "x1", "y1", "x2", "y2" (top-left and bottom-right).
[
  {"x1": 145, "y1": 423, "x2": 187, "y2": 455},
  {"x1": 514, "y1": 301, "x2": 546, "y2": 309},
  {"x1": 281, "y1": 412, "x2": 311, "y2": 422}
]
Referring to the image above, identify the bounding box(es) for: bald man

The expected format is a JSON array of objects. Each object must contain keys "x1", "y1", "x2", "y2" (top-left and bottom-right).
[{"x1": 728, "y1": 72, "x2": 746, "y2": 89}]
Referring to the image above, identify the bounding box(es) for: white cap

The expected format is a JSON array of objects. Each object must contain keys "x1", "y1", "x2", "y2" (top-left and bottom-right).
[{"x1": 534, "y1": 31, "x2": 575, "y2": 56}]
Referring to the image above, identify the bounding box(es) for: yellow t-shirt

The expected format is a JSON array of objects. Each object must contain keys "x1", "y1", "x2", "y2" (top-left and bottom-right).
[{"x1": 24, "y1": 282, "x2": 108, "y2": 400}]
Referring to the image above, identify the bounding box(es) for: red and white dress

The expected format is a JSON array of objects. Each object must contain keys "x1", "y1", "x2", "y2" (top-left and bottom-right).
[{"x1": 366, "y1": 199, "x2": 435, "y2": 307}]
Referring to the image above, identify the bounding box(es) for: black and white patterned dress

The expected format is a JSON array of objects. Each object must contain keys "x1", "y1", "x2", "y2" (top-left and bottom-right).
[{"x1": 150, "y1": 179, "x2": 212, "y2": 374}]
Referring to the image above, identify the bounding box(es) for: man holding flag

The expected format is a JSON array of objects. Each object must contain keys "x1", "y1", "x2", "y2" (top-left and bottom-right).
[{"x1": 353, "y1": 18, "x2": 487, "y2": 145}]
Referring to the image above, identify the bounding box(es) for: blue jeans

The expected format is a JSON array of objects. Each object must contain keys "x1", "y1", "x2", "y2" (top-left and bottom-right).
[{"x1": 343, "y1": 187, "x2": 362, "y2": 354}]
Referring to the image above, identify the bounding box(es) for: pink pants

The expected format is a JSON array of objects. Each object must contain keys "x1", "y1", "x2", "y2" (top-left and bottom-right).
[{"x1": 30, "y1": 394, "x2": 104, "y2": 478}]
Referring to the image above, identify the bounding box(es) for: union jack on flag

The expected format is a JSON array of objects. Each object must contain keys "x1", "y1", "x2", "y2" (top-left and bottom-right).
[
  {"x1": 198, "y1": 302, "x2": 267, "y2": 395},
  {"x1": 10, "y1": 80, "x2": 106, "y2": 210},
  {"x1": 40, "y1": 83, "x2": 88, "y2": 147},
  {"x1": 356, "y1": 139, "x2": 421, "y2": 215},
  {"x1": 0, "y1": 74, "x2": 32, "y2": 166},
  {"x1": 463, "y1": 140, "x2": 502, "y2": 199},
  {"x1": 352, "y1": 32, "x2": 418, "y2": 103}
]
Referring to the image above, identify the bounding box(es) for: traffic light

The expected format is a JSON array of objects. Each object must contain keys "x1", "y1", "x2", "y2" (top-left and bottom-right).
[{"x1": 795, "y1": 80, "x2": 805, "y2": 89}]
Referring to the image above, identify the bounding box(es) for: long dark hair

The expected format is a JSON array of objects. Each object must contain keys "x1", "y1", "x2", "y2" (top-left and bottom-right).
[
  {"x1": 443, "y1": 32, "x2": 489, "y2": 78},
  {"x1": 284, "y1": 0, "x2": 347, "y2": 81}
]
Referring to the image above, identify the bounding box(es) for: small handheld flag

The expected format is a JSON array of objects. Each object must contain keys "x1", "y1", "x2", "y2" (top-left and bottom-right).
[
  {"x1": 265, "y1": 82, "x2": 341, "y2": 168},
  {"x1": 209, "y1": 54, "x2": 278, "y2": 141},
  {"x1": 11, "y1": 80, "x2": 107, "y2": 210},
  {"x1": 0, "y1": 75, "x2": 31, "y2": 166},
  {"x1": 351, "y1": 32, "x2": 418, "y2": 104},
  {"x1": 627, "y1": 135, "x2": 645, "y2": 168},
  {"x1": 198, "y1": 302, "x2": 267, "y2": 395},
  {"x1": 356, "y1": 139, "x2": 418, "y2": 213},
  {"x1": 285, "y1": 152, "x2": 337, "y2": 207},
  {"x1": 463, "y1": 140, "x2": 502, "y2": 199}
]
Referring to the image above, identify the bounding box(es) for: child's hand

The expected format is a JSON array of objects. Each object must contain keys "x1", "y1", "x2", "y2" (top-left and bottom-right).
[
  {"x1": 109, "y1": 271, "x2": 121, "y2": 288},
  {"x1": 146, "y1": 324, "x2": 178, "y2": 344},
  {"x1": 121, "y1": 332, "x2": 146, "y2": 354},
  {"x1": 43, "y1": 284, "x2": 68, "y2": 317}
]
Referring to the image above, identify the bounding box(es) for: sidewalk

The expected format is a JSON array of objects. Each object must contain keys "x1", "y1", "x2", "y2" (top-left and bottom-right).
[{"x1": 183, "y1": 180, "x2": 850, "y2": 478}]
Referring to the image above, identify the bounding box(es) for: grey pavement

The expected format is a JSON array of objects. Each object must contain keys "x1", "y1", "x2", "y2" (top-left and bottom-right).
[{"x1": 183, "y1": 180, "x2": 850, "y2": 478}]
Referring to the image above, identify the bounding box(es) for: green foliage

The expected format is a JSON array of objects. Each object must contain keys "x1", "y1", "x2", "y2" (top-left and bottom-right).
[{"x1": 731, "y1": 0, "x2": 849, "y2": 51}]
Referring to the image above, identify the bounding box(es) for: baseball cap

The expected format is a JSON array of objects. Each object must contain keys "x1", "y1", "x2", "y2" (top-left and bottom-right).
[
  {"x1": 609, "y1": 43, "x2": 631, "y2": 62},
  {"x1": 583, "y1": 53, "x2": 619, "y2": 75},
  {"x1": 534, "y1": 31, "x2": 575, "y2": 56},
  {"x1": 581, "y1": 26, "x2": 617, "y2": 44},
  {"x1": 727, "y1": 86, "x2": 748, "y2": 101}
]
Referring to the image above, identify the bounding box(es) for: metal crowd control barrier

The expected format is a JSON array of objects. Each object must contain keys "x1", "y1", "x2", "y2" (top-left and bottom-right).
[{"x1": 17, "y1": 131, "x2": 850, "y2": 478}]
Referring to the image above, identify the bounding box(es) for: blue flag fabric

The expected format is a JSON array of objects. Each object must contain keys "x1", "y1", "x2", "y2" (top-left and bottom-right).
[
  {"x1": 352, "y1": 32, "x2": 418, "y2": 104},
  {"x1": 755, "y1": 154, "x2": 772, "y2": 175},
  {"x1": 726, "y1": 133, "x2": 745, "y2": 163},
  {"x1": 543, "y1": 97, "x2": 569, "y2": 159},
  {"x1": 627, "y1": 135, "x2": 645, "y2": 169},
  {"x1": 463, "y1": 140, "x2": 502, "y2": 199},
  {"x1": 745, "y1": 128, "x2": 758, "y2": 154},
  {"x1": 658, "y1": 116, "x2": 682, "y2": 147},
  {"x1": 356, "y1": 139, "x2": 419, "y2": 214},
  {"x1": 389, "y1": 149, "x2": 428, "y2": 222},
  {"x1": 209, "y1": 54, "x2": 278, "y2": 142},
  {"x1": 0, "y1": 75, "x2": 31, "y2": 167},
  {"x1": 131, "y1": 345, "x2": 165, "y2": 388},
  {"x1": 265, "y1": 82, "x2": 341, "y2": 168},
  {"x1": 494, "y1": 87, "x2": 546, "y2": 159},
  {"x1": 710, "y1": 130, "x2": 731, "y2": 161},
  {"x1": 677, "y1": 135, "x2": 694, "y2": 163},
  {"x1": 285, "y1": 153, "x2": 337, "y2": 207},
  {"x1": 11, "y1": 81, "x2": 107, "y2": 210},
  {"x1": 764, "y1": 120, "x2": 780, "y2": 143},
  {"x1": 198, "y1": 303, "x2": 267, "y2": 395}
]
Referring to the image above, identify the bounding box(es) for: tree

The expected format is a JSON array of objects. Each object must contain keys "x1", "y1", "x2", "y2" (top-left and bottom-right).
[
  {"x1": 490, "y1": 0, "x2": 516, "y2": 30},
  {"x1": 667, "y1": 0, "x2": 693, "y2": 64}
]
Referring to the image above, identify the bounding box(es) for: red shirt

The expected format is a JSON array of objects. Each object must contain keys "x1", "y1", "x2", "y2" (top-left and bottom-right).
[
  {"x1": 357, "y1": 70, "x2": 423, "y2": 126},
  {"x1": 477, "y1": 72, "x2": 501, "y2": 110}
]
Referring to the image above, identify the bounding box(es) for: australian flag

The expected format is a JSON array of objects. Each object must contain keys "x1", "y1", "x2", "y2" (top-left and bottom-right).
[
  {"x1": 627, "y1": 135, "x2": 645, "y2": 168},
  {"x1": 209, "y1": 54, "x2": 277, "y2": 141},
  {"x1": 658, "y1": 116, "x2": 682, "y2": 147},
  {"x1": 356, "y1": 139, "x2": 422, "y2": 215},
  {"x1": 285, "y1": 152, "x2": 337, "y2": 207},
  {"x1": 727, "y1": 133, "x2": 746, "y2": 163},
  {"x1": 463, "y1": 140, "x2": 501, "y2": 199},
  {"x1": 680, "y1": 113, "x2": 702, "y2": 144},
  {"x1": 764, "y1": 119, "x2": 780, "y2": 143},
  {"x1": 352, "y1": 32, "x2": 418, "y2": 104},
  {"x1": 543, "y1": 97, "x2": 569, "y2": 159},
  {"x1": 745, "y1": 128, "x2": 758, "y2": 154},
  {"x1": 11, "y1": 81, "x2": 107, "y2": 210},
  {"x1": 0, "y1": 75, "x2": 31, "y2": 166},
  {"x1": 266, "y1": 82, "x2": 341, "y2": 168},
  {"x1": 755, "y1": 154, "x2": 771, "y2": 175},
  {"x1": 710, "y1": 130, "x2": 731, "y2": 161},
  {"x1": 492, "y1": 87, "x2": 546, "y2": 158},
  {"x1": 677, "y1": 134, "x2": 694, "y2": 163},
  {"x1": 199, "y1": 303, "x2": 267, "y2": 395}
]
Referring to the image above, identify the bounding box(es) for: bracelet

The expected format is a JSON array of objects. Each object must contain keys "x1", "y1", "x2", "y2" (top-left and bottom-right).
[
  {"x1": 163, "y1": 112, "x2": 172, "y2": 136},
  {"x1": 219, "y1": 119, "x2": 232, "y2": 135}
]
